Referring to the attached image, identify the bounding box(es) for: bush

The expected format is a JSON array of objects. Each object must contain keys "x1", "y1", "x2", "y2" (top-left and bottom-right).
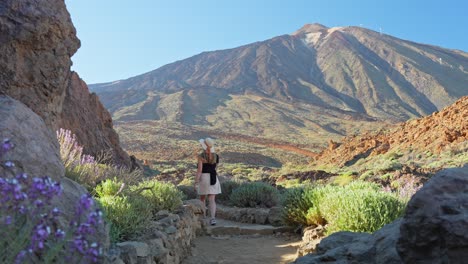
[
  {"x1": 281, "y1": 185, "x2": 337, "y2": 227},
  {"x1": 320, "y1": 187, "x2": 405, "y2": 234},
  {"x1": 95, "y1": 178, "x2": 125, "y2": 197},
  {"x1": 217, "y1": 180, "x2": 242, "y2": 203},
  {"x1": 333, "y1": 172, "x2": 355, "y2": 186},
  {"x1": 131, "y1": 180, "x2": 184, "y2": 213},
  {"x1": 281, "y1": 187, "x2": 311, "y2": 226},
  {"x1": 97, "y1": 194, "x2": 152, "y2": 242},
  {"x1": 229, "y1": 182, "x2": 279, "y2": 208}
]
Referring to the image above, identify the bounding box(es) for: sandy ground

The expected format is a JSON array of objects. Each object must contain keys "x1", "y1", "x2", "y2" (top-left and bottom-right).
[{"x1": 182, "y1": 235, "x2": 301, "y2": 264}]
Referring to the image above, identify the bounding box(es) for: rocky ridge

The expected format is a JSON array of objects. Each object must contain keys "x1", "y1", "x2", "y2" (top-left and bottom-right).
[{"x1": 316, "y1": 96, "x2": 468, "y2": 166}]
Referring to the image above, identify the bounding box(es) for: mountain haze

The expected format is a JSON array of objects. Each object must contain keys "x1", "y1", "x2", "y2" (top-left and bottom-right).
[{"x1": 90, "y1": 24, "x2": 468, "y2": 149}]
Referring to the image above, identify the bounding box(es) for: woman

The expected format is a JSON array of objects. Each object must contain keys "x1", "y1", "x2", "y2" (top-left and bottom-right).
[{"x1": 195, "y1": 137, "x2": 221, "y2": 225}]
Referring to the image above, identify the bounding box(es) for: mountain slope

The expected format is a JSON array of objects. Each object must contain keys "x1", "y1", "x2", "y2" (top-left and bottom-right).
[
  {"x1": 316, "y1": 96, "x2": 468, "y2": 167},
  {"x1": 90, "y1": 23, "x2": 468, "y2": 148}
]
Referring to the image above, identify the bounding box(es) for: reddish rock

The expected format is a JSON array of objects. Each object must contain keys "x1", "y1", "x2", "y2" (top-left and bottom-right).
[{"x1": 316, "y1": 96, "x2": 468, "y2": 166}]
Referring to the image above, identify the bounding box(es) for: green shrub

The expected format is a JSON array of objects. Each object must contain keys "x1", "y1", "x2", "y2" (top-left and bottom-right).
[
  {"x1": 98, "y1": 194, "x2": 152, "y2": 242},
  {"x1": 333, "y1": 172, "x2": 355, "y2": 186},
  {"x1": 359, "y1": 170, "x2": 374, "y2": 181},
  {"x1": 95, "y1": 178, "x2": 125, "y2": 197},
  {"x1": 131, "y1": 180, "x2": 184, "y2": 213},
  {"x1": 320, "y1": 188, "x2": 405, "y2": 234},
  {"x1": 229, "y1": 182, "x2": 279, "y2": 208},
  {"x1": 217, "y1": 180, "x2": 242, "y2": 203},
  {"x1": 343, "y1": 180, "x2": 381, "y2": 191},
  {"x1": 281, "y1": 188, "x2": 310, "y2": 226}
]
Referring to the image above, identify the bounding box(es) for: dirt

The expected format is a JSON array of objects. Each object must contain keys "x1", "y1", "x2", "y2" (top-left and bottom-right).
[{"x1": 182, "y1": 235, "x2": 302, "y2": 264}]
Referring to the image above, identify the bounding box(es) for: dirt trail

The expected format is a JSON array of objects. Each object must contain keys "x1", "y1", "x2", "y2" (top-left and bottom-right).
[{"x1": 182, "y1": 235, "x2": 301, "y2": 264}]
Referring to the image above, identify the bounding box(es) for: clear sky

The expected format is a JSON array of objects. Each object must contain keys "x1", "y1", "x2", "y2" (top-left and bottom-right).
[{"x1": 65, "y1": 0, "x2": 468, "y2": 84}]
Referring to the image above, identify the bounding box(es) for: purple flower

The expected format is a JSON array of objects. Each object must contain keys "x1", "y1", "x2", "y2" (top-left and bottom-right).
[
  {"x1": 73, "y1": 237, "x2": 87, "y2": 254},
  {"x1": 34, "y1": 199, "x2": 44, "y2": 208},
  {"x1": 31, "y1": 224, "x2": 50, "y2": 250},
  {"x1": 76, "y1": 194, "x2": 94, "y2": 216},
  {"x1": 15, "y1": 250, "x2": 27, "y2": 264},
  {"x1": 52, "y1": 207, "x2": 60, "y2": 216},
  {"x1": 55, "y1": 229, "x2": 65, "y2": 239},
  {"x1": 4, "y1": 161, "x2": 14, "y2": 167},
  {"x1": 2, "y1": 138, "x2": 13, "y2": 152},
  {"x1": 4, "y1": 215, "x2": 12, "y2": 225}
]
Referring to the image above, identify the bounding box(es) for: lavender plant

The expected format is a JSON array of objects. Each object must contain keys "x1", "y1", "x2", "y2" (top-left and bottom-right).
[
  {"x1": 0, "y1": 138, "x2": 104, "y2": 263},
  {"x1": 57, "y1": 128, "x2": 142, "y2": 190}
]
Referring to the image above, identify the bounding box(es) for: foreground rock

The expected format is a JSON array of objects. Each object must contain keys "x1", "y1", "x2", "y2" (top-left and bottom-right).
[
  {"x1": 0, "y1": 0, "x2": 131, "y2": 167},
  {"x1": 397, "y1": 166, "x2": 468, "y2": 263},
  {"x1": 294, "y1": 166, "x2": 468, "y2": 263},
  {"x1": 294, "y1": 220, "x2": 401, "y2": 264}
]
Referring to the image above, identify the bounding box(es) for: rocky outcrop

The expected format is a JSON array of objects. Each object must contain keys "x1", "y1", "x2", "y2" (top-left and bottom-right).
[
  {"x1": 0, "y1": 0, "x2": 131, "y2": 167},
  {"x1": 58, "y1": 72, "x2": 131, "y2": 167},
  {"x1": 397, "y1": 166, "x2": 468, "y2": 263},
  {"x1": 317, "y1": 96, "x2": 468, "y2": 166},
  {"x1": 293, "y1": 166, "x2": 468, "y2": 263},
  {"x1": 0, "y1": 0, "x2": 79, "y2": 128}
]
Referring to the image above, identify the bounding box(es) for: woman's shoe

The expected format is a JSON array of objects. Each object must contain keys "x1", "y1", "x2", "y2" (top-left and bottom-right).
[{"x1": 210, "y1": 218, "x2": 216, "y2": 226}]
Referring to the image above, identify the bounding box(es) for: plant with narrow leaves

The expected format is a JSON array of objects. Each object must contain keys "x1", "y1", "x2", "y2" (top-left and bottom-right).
[
  {"x1": 0, "y1": 139, "x2": 104, "y2": 263},
  {"x1": 130, "y1": 180, "x2": 184, "y2": 214},
  {"x1": 229, "y1": 182, "x2": 279, "y2": 208}
]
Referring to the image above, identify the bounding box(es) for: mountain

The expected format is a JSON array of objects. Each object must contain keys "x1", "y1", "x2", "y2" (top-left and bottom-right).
[{"x1": 90, "y1": 23, "x2": 468, "y2": 149}]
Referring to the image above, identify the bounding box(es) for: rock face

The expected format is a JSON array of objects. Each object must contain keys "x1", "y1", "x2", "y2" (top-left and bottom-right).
[
  {"x1": 293, "y1": 166, "x2": 468, "y2": 263},
  {"x1": 0, "y1": 0, "x2": 131, "y2": 167},
  {"x1": 58, "y1": 72, "x2": 131, "y2": 166},
  {"x1": 397, "y1": 166, "x2": 468, "y2": 263},
  {"x1": 0, "y1": 0, "x2": 79, "y2": 128}
]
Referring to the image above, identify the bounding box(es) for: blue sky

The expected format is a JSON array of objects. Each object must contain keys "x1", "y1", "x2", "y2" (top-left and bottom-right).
[{"x1": 65, "y1": 0, "x2": 468, "y2": 84}]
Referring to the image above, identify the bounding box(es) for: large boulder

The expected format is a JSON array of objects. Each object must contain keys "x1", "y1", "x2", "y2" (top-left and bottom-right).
[
  {"x1": 0, "y1": 96, "x2": 64, "y2": 179},
  {"x1": 58, "y1": 72, "x2": 131, "y2": 167},
  {"x1": 397, "y1": 166, "x2": 468, "y2": 263},
  {"x1": 293, "y1": 220, "x2": 402, "y2": 264}
]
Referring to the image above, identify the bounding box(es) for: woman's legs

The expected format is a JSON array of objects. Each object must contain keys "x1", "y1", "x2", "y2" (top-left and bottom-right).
[
  {"x1": 199, "y1": 195, "x2": 207, "y2": 217},
  {"x1": 208, "y1": 194, "x2": 216, "y2": 219}
]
